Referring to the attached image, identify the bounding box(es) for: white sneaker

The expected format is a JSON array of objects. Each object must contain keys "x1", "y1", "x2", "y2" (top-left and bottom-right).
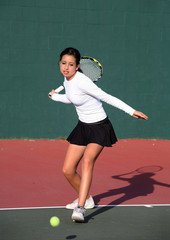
[
  {"x1": 66, "y1": 195, "x2": 95, "y2": 209},
  {"x1": 66, "y1": 198, "x2": 78, "y2": 209},
  {"x1": 72, "y1": 205, "x2": 85, "y2": 222}
]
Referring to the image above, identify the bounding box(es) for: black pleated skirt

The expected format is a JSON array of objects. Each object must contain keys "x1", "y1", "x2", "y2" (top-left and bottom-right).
[{"x1": 67, "y1": 117, "x2": 117, "y2": 147}]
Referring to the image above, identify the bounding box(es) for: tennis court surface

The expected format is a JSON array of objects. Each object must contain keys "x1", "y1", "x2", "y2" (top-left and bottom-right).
[{"x1": 0, "y1": 139, "x2": 170, "y2": 239}]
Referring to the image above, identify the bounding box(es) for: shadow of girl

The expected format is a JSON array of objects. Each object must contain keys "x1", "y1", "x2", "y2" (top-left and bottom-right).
[
  {"x1": 95, "y1": 173, "x2": 156, "y2": 204},
  {"x1": 86, "y1": 169, "x2": 170, "y2": 222}
]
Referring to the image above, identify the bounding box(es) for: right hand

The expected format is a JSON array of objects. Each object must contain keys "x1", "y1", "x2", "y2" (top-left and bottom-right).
[{"x1": 48, "y1": 89, "x2": 55, "y2": 99}]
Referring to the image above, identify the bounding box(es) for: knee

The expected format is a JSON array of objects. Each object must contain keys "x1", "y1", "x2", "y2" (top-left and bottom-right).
[
  {"x1": 62, "y1": 166, "x2": 74, "y2": 179},
  {"x1": 82, "y1": 157, "x2": 94, "y2": 170},
  {"x1": 62, "y1": 166, "x2": 69, "y2": 177}
]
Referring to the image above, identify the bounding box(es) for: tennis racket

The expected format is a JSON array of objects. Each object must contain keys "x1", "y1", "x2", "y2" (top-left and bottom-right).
[
  {"x1": 80, "y1": 56, "x2": 103, "y2": 82},
  {"x1": 48, "y1": 56, "x2": 103, "y2": 97}
]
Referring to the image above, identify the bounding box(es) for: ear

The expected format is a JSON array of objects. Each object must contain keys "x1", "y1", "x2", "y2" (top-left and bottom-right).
[{"x1": 76, "y1": 64, "x2": 80, "y2": 71}]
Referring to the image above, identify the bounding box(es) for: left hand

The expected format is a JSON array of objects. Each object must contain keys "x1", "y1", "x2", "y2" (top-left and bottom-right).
[{"x1": 132, "y1": 110, "x2": 148, "y2": 120}]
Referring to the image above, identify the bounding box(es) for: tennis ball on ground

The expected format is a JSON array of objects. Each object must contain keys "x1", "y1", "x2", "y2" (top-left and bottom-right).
[{"x1": 50, "y1": 216, "x2": 60, "y2": 227}]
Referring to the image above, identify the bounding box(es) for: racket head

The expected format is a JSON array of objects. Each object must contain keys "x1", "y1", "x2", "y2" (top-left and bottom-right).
[
  {"x1": 80, "y1": 56, "x2": 103, "y2": 82},
  {"x1": 136, "y1": 165, "x2": 163, "y2": 174}
]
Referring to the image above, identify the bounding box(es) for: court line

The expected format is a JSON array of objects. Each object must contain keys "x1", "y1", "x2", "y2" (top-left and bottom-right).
[{"x1": 0, "y1": 204, "x2": 170, "y2": 211}]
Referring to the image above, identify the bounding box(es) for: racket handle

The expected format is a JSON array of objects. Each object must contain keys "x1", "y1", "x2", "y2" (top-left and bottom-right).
[
  {"x1": 48, "y1": 85, "x2": 64, "y2": 97},
  {"x1": 54, "y1": 85, "x2": 64, "y2": 93}
]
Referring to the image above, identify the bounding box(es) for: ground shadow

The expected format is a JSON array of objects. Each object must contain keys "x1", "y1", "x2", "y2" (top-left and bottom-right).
[{"x1": 86, "y1": 165, "x2": 170, "y2": 222}]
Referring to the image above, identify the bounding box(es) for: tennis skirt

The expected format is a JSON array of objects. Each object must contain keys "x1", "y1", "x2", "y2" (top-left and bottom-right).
[{"x1": 67, "y1": 117, "x2": 117, "y2": 147}]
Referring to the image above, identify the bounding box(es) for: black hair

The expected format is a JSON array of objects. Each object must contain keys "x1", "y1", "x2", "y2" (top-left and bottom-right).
[{"x1": 59, "y1": 47, "x2": 83, "y2": 72}]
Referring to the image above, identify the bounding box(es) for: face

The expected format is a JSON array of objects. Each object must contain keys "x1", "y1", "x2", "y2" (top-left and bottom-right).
[{"x1": 59, "y1": 55, "x2": 79, "y2": 80}]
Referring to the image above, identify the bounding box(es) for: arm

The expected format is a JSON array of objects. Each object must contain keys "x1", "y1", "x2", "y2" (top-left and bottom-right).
[
  {"x1": 80, "y1": 79, "x2": 148, "y2": 119},
  {"x1": 49, "y1": 90, "x2": 71, "y2": 104}
]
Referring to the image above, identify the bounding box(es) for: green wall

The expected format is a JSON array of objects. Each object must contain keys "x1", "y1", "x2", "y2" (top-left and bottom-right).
[{"x1": 0, "y1": 0, "x2": 170, "y2": 139}]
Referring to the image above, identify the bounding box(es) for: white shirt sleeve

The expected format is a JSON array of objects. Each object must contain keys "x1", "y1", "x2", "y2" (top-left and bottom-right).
[
  {"x1": 52, "y1": 93, "x2": 71, "y2": 104},
  {"x1": 79, "y1": 79, "x2": 135, "y2": 116}
]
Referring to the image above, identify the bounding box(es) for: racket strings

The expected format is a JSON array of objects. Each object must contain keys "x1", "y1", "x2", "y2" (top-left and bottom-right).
[{"x1": 80, "y1": 59, "x2": 102, "y2": 82}]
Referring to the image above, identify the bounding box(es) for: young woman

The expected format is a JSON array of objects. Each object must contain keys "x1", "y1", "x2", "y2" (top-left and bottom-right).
[{"x1": 49, "y1": 47, "x2": 148, "y2": 222}]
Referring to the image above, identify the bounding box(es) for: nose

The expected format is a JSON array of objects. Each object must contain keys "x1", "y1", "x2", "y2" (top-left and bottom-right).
[{"x1": 65, "y1": 64, "x2": 69, "y2": 70}]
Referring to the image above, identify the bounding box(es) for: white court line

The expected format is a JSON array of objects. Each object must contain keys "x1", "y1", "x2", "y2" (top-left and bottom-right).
[
  {"x1": 96, "y1": 204, "x2": 170, "y2": 207},
  {"x1": 0, "y1": 204, "x2": 170, "y2": 211},
  {"x1": 0, "y1": 206, "x2": 66, "y2": 211}
]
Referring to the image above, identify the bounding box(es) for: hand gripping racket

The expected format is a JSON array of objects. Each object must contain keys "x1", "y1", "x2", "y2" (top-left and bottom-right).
[{"x1": 48, "y1": 56, "x2": 103, "y2": 97}]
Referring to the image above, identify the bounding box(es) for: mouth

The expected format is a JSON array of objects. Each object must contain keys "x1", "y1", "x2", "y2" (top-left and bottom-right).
[{"x1": 63, "y1": 71, "x2": 69, "y2": 75}]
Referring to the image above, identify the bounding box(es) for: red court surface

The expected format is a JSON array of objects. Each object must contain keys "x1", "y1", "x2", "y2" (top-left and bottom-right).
[{"x1": 0, "y1": 139, "x2": 170, "y2": 209}]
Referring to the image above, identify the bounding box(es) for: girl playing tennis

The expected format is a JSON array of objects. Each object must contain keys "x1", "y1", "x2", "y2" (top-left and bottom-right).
[{"x1": 49, "y1": 47, "x2": 148, "y2": 222}]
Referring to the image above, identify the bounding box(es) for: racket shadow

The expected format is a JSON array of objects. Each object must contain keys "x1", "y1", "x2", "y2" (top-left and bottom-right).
[{"x1": 86, "y1": 166, "x2": 170, "y2": 222}]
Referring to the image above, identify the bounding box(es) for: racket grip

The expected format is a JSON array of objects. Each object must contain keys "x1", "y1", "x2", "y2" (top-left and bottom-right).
[
  {"x1": 48, "y1": 85, "x2": 64, "y2": 97},
  {"x1": 55, "y1": 85, "x2": 64, "y2": 93}
]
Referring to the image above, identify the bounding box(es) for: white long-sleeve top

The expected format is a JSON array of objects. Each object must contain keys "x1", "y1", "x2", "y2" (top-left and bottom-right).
[{"x1": 52, "y1": 71, "x2": 135, "y2": 123}]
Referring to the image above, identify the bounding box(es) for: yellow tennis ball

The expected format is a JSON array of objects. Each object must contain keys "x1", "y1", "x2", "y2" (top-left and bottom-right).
[{"x1": 50, "y1": 216, "x2": 60, "y2": 227}]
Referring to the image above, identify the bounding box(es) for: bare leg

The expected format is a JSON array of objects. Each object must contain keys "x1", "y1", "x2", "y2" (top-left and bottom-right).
[
  {"x1": 78, "y1": 143, "x2": 104, "y2": 207},
  {"x1": 62, "y1": 144, "x2": 86, "y2": 194}
]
